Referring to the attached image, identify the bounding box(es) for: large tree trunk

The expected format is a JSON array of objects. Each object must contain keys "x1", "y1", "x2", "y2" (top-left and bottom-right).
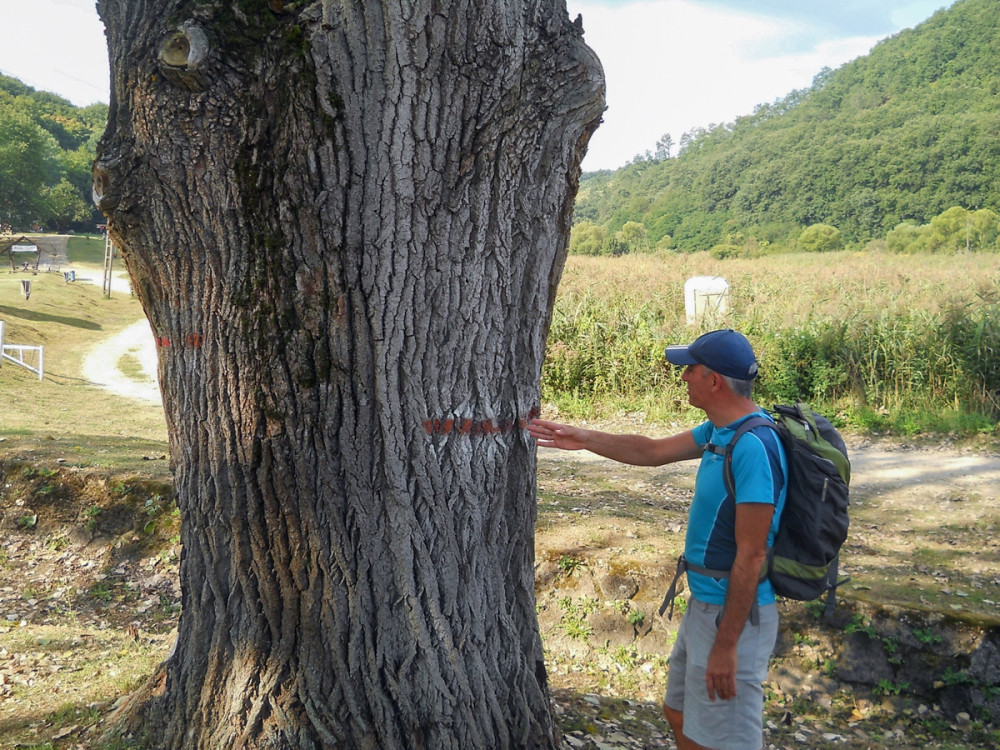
[{"x1": 93, "y1": 1, "x2": 603, "y2": 747}]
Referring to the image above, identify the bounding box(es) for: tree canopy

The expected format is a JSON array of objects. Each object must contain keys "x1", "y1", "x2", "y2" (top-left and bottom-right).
[{"x1": 0, "y1": 74, "x2": 107, "y2": 231}]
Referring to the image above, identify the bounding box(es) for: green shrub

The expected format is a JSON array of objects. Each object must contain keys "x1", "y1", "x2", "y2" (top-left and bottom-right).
[
  {"x1": 798, "y1": 223, "x2": 844, "y2": 253},
  {"x1": 541, "y1": 253, "x2": 1000, "y2": 438}
]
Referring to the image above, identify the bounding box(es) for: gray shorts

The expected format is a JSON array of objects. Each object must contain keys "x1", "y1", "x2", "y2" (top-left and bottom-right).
[{"x1": 663, "y1": 598, "x2": 778, "y2": 750}]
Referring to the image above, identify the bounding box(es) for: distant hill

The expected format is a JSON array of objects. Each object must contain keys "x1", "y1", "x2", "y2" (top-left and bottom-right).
[
  {"x1": 0, "y1": 74, "x2": 107, "y2": 232},
  {"x1": 573, "y1": 0, "x2": 1000, "y2": 253}
]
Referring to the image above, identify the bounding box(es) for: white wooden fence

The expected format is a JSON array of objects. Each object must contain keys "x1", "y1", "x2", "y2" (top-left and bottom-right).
[{"x1": 0, "y1": 320, "x2": 44, "y2": 380}]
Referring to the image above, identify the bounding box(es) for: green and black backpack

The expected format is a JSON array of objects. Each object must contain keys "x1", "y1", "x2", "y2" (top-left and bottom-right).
[
  {"x1": 719, "y1": 404, "x2": 851, "y2": 607},
  {"x1": 660, "y1": 403, "x2": 851, "y2": 621}
]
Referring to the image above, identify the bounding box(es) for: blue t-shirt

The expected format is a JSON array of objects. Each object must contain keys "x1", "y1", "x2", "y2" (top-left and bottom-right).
[{"x1": 685, "y1": 412, "x2": 788, "y2": 606}]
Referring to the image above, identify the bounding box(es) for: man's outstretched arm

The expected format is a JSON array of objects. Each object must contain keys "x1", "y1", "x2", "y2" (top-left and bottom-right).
[{"x1": 528, "y1": 419, "x2": 702, "y2": 466}]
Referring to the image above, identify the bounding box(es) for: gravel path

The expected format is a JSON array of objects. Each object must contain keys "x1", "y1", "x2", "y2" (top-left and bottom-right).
[
  {"x1": 45, "y1": 234, "x2": 162, "y2": 405},
  {"x1": 81, "y1": 318, "x2": 160, "y2": 404}
]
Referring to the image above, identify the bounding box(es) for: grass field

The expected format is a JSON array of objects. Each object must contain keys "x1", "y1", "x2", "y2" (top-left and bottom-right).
[
  {"x1": 546, "y1": 249, "x2": 1000, "y2": 440},
  {"x1": 0, "y1": 235, "x2": 168, "y2": 476}
]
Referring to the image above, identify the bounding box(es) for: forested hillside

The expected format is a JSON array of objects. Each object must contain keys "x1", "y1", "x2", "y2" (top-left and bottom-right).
[
  {"x1": 0, "y1": 74, "x2": 107, "y2": 232},
  {"x1": 573, "y1": 0, "x2": 1000, "y2": 255}
]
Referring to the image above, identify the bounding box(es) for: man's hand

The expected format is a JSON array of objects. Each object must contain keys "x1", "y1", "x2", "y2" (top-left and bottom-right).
[
  {"x1": 527, "y1": 419, "x2": 589, "y2": 450},
  {"x1": 705, "y1": 641, "x2": 738, "y2": 701}
]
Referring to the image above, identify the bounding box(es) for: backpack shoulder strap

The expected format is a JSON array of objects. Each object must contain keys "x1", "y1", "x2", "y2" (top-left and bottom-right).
[{"x1": 707, "y1": 416, "x2": 778, "y2": 498}]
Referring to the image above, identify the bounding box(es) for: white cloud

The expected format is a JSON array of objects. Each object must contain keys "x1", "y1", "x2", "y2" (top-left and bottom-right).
[
  {"x1": 0, "y1": 0, "x2": 109, "y2": 106},
  {"x1": 569, "y1": 0, "x2": 885, "y2": 170}
]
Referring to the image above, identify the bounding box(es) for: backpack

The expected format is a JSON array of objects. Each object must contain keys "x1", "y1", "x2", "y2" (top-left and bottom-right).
[{"x1": 659, "y1": 403, "x2": 851, "y2": 621}]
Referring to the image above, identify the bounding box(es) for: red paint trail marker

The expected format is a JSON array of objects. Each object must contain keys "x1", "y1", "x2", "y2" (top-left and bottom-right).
[{"x1": 423, "y1": 406, "x2": 541, "y2": 436}]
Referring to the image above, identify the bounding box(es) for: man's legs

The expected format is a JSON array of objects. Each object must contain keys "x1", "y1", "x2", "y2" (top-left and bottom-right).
[
  {"x1": 662, "y1": 703, "x2": 712, "y2": 750},
  {"x1": 663, "y1": 602, "x2": 712, "y2": 749},
  {"x1": 662, "y1": 599, "x2": 778, "y2": 750}
]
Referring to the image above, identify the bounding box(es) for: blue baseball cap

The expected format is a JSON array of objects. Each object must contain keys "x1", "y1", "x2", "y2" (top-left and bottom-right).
[{"x1": 664, "y1": 329, "x2": 759, "y2": 380}]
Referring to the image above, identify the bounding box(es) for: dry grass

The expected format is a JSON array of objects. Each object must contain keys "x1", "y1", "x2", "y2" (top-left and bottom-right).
[
  {"x1": 557, "y1": 249, "x2": 1000, "y2": 326},
  {"x1": 0, "y1": 257, "x2": 168, "y2": 478}
]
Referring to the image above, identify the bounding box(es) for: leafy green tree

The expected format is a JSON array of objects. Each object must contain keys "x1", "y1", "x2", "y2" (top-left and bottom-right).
[
  {"x1": 709, "y1": 242, "x2": 741, "y2": 259},
  {"x1": 798, "y1": 223, "x2": 844, "y2": 253},
  {"x1": 618, "y1": 220, "x2": 649, "y2": 253},
  {"x1": 60, "y1": 146, "x2": 98, "y2": 199},
  {"x1": 600, "y1": 232, "x2": 630, "y2": 256},
  {"x1": 569, "y1": 220, "x2": 607, "y2": 255},
  {"x1": 0, "y1": 78, "x2": 106, "y2": 232},
  {"x1": 886, "y1": 221, "x2": 928, "y2": 253},
  {"x1": 969, "y1": 208, "x2": 1000, "y2": 252},
  {"x1": 43, "y1": 178, "x2": 93, "y2": 232},
  {"x1": 925, "y1": 206, "x2": 972, "y2": 253},
  {"x1": 655, "y1": 133, "x2": 673, "y2": 160},
  {"x1": 923, "y1": 206, "x2": 1000, "y2": 253},
  {"x1": 0, "y1": 108, "x2": 62, "y2": 226}
]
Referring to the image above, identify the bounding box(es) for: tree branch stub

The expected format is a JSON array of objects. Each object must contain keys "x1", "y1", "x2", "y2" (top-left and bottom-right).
[{"x1": 157, "y1": 22, "x2": 210, "y2": 91}]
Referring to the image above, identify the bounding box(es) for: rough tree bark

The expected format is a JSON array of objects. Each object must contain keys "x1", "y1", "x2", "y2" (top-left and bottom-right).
[{"x1": 93, "y1": 1, "x2": 603, "y2": 747}]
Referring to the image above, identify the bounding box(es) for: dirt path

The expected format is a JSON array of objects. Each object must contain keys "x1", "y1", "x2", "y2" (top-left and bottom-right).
[
  {"x1": 80, "y1": 319, "x2": 159, "y2": 404},
  {"x1": 539, "y1": 433, "x2": 1000, "y2": 509},
  {"x1": 49, "y1": 235, "x2": 162, "y2": 404}
]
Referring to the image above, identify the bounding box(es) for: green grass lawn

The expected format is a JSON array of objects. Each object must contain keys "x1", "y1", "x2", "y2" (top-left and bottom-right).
[{"x1": 0, "y1": 240, "x2": 167, "y2": 476}]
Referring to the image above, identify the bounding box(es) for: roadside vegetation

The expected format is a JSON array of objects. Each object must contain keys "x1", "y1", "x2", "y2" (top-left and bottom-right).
[
  {"x1": 0, "y1": 76, "x2": 106, "y2": 233},
  {"x1": 544, "y1": 250, "x2": 1000, "y2": 443}
]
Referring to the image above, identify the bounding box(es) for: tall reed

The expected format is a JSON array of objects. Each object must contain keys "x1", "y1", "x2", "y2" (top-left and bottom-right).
[{"x1": 543, "y1": 251, "x2": 1000, "y2": 435}]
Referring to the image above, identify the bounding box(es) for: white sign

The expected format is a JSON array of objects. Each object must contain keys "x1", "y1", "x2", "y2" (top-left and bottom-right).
[{"x1": 10, "y1": 244, "x2": 37, "y2": 253}]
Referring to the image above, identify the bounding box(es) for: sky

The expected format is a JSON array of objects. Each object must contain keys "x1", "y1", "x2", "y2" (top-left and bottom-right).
[{"x1": 0, "y1": 0, "x2": 959, "y2": 171}]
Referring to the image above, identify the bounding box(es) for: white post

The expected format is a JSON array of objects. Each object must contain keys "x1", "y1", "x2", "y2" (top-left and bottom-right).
[
  {"x1": 0, "y1": 320, "x2": 4, "y2": 369},
  {"x1": 103, "y1": 232, "x2": 115, "y2": 297},
  {"x1": 684, "y1": 276, "x2": 730, "y2": 326}
]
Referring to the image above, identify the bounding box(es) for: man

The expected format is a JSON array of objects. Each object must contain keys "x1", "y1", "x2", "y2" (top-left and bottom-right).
[{"x1": 528, "y1": 329, "x2": 787, "y2": 750}]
